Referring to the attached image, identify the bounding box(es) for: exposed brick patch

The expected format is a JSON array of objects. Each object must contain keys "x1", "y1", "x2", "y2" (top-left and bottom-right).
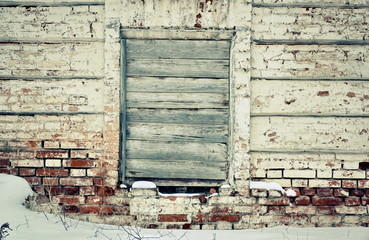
[
  {"x1": 342, "y1": 180, "x2": 357, "y2": 188},
  {"x1": 349, "y1": 189, "x2": 365, "y2": 197},
  {"x1": 60, "y1": 178, "x2": 93, "y2": 186},
  {"x1": 334, "y1": 189, "x2": 349, "y2": 197},
  {"x1": 36, "y1": 169, "x2": 69, "y2": 177},
  {"x1": 209, "y1": 215, "x2": 240, "y2": 222},
  {"x1": 0, "y1": 159, "x2": 9, "y2": 167},
  {"x1": 317, "y1": 189, "x2": 333, "y2": 197},
  {"x1": 158, "y1": 214, "x2": 188, "y2": 222},
  {"x1": 19, "y1": 168, "x2": 35, "y2": 176},
  {"x1": 80, "y1": 205, "x2": 100, "y2": 214},
  {"x1": 295, "y1": 196, "x2": 310, "y2": 205},
  {"x1": 312, "y1": 196, "x2": 343, "y2": 206},
  {"x1": 267, "y1": 206, "x2": 286, "y2": 214},
  {"x1": 316, "y1": 206, "x2": 334, "y2": 215},
  {"x1": 301, "y1": 188, "x2": 316, "y2": 196},
  {"x1": 97, "y1": 186, "x2": 114, "y2": 196},
  {"x1": 36, "y1": 150, "x2": 68, "y2": 159},
  {"x1": 62, "y1": 186, "x2": 79, "y2": 195},
  {"x1": 345, "y1": 197, "x2": 361, "y2": 206},
  {"x1": 63, "y1": 159, "x2": 97, "y2": 168},
  {"x1": 259, "y1": 198, "x2": 290, "y2": 206}
]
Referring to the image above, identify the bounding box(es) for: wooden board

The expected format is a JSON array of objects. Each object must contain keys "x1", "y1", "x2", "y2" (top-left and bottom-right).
[
  {"x1": 251, "y1": 116, "x2": 369, "y2": 152},
  {"x1": 127, "y1": 59, "x2": 229, "y2": 78},
  {"x1": 126, "y1": 92, "x2": 228, "y2": 109},
  {"x1": 127, "y1": 77, "x2": 228, "y2": 93},
  {"x1": 126, "y1": 140, "x2": 228, "y2": 161},
  {"x1": 126, "y1": 108, "x2": 229, "y2": 124},
  {"x1": 126, "y1": 159, "x2": 226, "y2": 180},
  {"x1": 127, "y1": 40, "x2": 230, "y2": 60},
  {"x1": 251, "y1": 80, "x2": 369, "y2": 116},
  {"x1": 127, "y1": 123, "x2": 228, "y2": 143}
]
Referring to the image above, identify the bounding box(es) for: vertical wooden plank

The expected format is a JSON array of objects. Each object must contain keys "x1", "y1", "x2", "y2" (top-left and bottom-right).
[{"x1": 120, "y1": 39, "x2": 128, "y2": 182}]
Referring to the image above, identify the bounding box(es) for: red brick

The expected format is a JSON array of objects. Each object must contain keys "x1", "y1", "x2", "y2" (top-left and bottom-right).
[
  {"x1": 24, "y1": 177, "x2": 41, "y2": 185},
  {"x1": 36, "y1": 169, "x2": 69, "y2": 177},
  {"x1": 0, "y1": 169, "x2": 11, "y2": 174},
  {"x1": 295, "y1": 196, "x2": 310, "y2": 205},
  {"x1": 192, "y1": 214, "x2": 205, "y2": 223},
  {"x1": 44, "y1": 187, "x2": 61, "y2": 196},
  {"x1": 63, "y1": 160, "x2": 97, "y2": 168},
  {"x1": 317, "y1": 189, "x2": 333, "y2": 197},
  {"x1": 0, "y1": 159, "x2": 9, "y2": 167},
  {"x1": 301, "y1": 188, "x2": 316, "y2": 196},
  {"x1": 366, "y1": 189, "x2": 369, "y2": 196},
  {"x1": 62, "y1": 186, "x2": 79, "y2": 195},
  {"x1": 312, "y1": 196, "x2": 343, "y2": 206},
  {"x1": 209, "y1": 214, "x2": 240, "y2": 222},
  {"x1": 80, "y1": 186, "x2": 96, "y2": 195},
  {"x1": 358, "y1": 180, "x2": 369, "y2": 188},
  {"x1": 43, "y1": 177, "x2": 59, "y2": 185},
  {"x1": 100, "y1": 205, "x2": 114, "y2": 215},
  {"x1": 60, "y1": 177, "x2": 93, "y2": 186},
  {"x1": 268, "y1": 206, "x2": 286, "y2": 214},
  {"x1": 97, "y1": 186, "x2": 114, "y2": 196},
  {"x1": 63, "y1": 205, "x2": 79, "y2": 213},
  {"x1": 158, "y1": 214, "x2": 188, "y2": 222},
  {"x1": 80, "y1": 205, "x2": 100, "y2": 214},
  {"x1": 362, "y1": 197, "x2": 369, "y2": 205},
  {"x1": 342, "y1": 180, "x2": 357, "y2": 188},
  {"x1": 334, "y1": 189, "x2": 349, "y2": 197},
  {"x1": 36, "y1": 150, "x2": 68, "y2": 159},
  {"x1": 56, "y1": 196, "x2": 83, "y2": 204},
  {"x1": 93, "y1": 178, "x2": 103, "y2": 186},
  {"x1": 19, "y1": 168, "x2": 35, "y2": 176},
  {"x1": 259, "y1": 198, "x2": 290, "y2": 206},
  {"x1": 316, "y1": 206, "x2": 334, "y2": 215},
  {"x1": 345, "y1": 197, "x2": 361, "y2": 206},
  {"x1": 350, "y1": 189, "x2": 365, "y2": 197},
  {"x1": 182, "y1": 224, "x2": 191, "y2": 229},
  {"x1": 166, "y1": 225, "x2": 181, "y2": 229},
  {"x1": 86, "y1": 196, "x2": 103, "y2": 204}
]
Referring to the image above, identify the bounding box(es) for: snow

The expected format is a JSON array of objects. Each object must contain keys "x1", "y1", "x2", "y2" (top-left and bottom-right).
[
  {"x1": 159, "y1": 193, "x2": 201, "y2": 197},
  {"x1": 131, "y1": 181, "x2": 157, "y2": 189},
  {"x1": 119, "y1": 184, "x2": 128, "y2": 189},
  {"x1": 0, "y1": 174, "x2": 368, "y2": 240},
  {"x1": 250, "y1": 181, "x2": 297, "y2": 196},
  {"x1": 220, "y1": 184, "x2": 232, "y2": 189}
]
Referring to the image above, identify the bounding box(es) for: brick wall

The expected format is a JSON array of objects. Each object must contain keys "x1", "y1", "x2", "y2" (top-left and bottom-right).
[{"x1": 1, "y1": 0, "x2": 369, "y2": 229}]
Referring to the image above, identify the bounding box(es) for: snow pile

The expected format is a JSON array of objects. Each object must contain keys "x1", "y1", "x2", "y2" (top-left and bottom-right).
[
  {"x1": 250, "y1": 181, "x2": 297, "y2": 197},
  {"x1": 0, "y1": 174, "x2": 368, "y2": 239},
  {"x1": 131, "y1": 181, "x2": 157, "y2": 189}
]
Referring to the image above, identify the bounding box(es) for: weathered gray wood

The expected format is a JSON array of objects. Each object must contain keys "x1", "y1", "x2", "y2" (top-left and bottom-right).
[
  {"x1": 127, "y1": 59, "x2": 229, "y2": 78},
  {"x1": 127, "y1": 40, "x2": 230, "y2": 60},
  {"x1": 127, "y1": 123, "x2": 228, "y2": 143},
  {"x1": 126, "y1": 159, "x2": 226, "y2": 180},
  {"x1": 125, "y1": 179, "x2": 223, "y2": 187},
  {"x1": 120, "y1": 39, "x2": 128, "y2": 182},
  {"x1": 126, "y1": 108, "x2": 229, "y2": 124},
  {"x1": 126, "y1": 140, "x2": 228, "y2": 161},
  {"x1": 121, "y1": 29, "x2": 234, "y2": 40},
  {"x1": 126, "y1": 92, "x2": 228, "y2": 109},
  {"x1": 251, "y1": 116, "x2": 369, "y2": 152},
  {"x1": 251, "y1": 80, "x2": 369, "y2": 116},
  {"x1": 126, "y1": 77, "x2": 228, "y2": 93}
]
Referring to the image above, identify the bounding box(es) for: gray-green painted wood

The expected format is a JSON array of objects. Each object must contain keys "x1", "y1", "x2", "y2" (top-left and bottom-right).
[
  {"x1": 126, "y1": 92, "x2": 229, "y2": 109},
  {"x1": 126, "y1": 159, "x2": 226, "y2": 180},
  {"x1": 127, "y1": 123, "x2": 228, "y2": 143},
  {"x1": 126, "y1": 108, "x2": 229, "y2": 125},
  {"x1": 127, "y1": 77, "x2": 228, "y2": 93},
  {"x1": 127, "y1": 59, "x2": 229, "y2": 78},
  {"x1": 126, "y1": 140, "x2": 228, "y2": 161},
  {"x1": 127, "y1": 40, "x2": 230, "y2": 60}
]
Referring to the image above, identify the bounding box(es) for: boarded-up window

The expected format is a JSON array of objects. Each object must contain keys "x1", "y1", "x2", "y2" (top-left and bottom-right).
[{"x1": 121, "y1": 38, "x2": 230, "y2": 186}]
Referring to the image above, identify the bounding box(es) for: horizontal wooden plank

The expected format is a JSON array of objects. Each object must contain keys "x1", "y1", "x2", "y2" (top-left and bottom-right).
[
  {"x1": 126, "y1": 108, "x2": 229, "y2": 124},
  {"x1": 126, "y1": 92, "x2": 228, "y2": 109},
  {"x1": 126, "y1": 140, "x2": 228, "y2": 161},
  {"x1": 127, "y1": 77, "x2": 228, "y2": 93},
  {"x1": 0, "y1": 1, "x2": 104, "y2": 6},
  {"x1": 252, "y1": 44, "x2": 369, "y2": 78},
  {"x1": 253, "y1": 7, "x2": 369, "y2": 41},
  {"x1": 127, "y1": 39, "x2": 230, "y2": 60},
  {"x1": 251, "y1": 116, "x2": 369, "y2": 152},
  {"x1": 121, "y1": 29, "x2": 234, "y2": 40},
  {"x1": 251, "y1": 80, "x2": 369, "y2": 115},
  {"x1": 127, "y1": 123, "x2": 228, "y2": 143},
  {"x1": 127, "y1": 59, "x2": 229, "y2": 78},
  {"x1": 126, "y1": 159, "x2": 226, "y2": 180}
]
